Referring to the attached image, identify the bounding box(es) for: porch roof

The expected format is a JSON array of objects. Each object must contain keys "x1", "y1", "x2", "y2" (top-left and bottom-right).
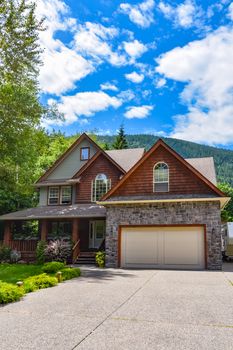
[{"x1": 0, "y1": 204, "x2": 106, "y2": 221}]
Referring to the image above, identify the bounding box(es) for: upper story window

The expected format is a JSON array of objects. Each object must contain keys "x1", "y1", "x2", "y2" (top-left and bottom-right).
[
  {"x1": 92, "y1": 174, "x2": 111, "y2": 202},
  {"x1": 48, "y1": 186, "x2": 72, "y2": 205},
  {"x1": 80, "y1": 147, "x2": 90, "y2": 161},
  {"x1": 153, "y1": 162, "x2": 169, "y2": 192}
]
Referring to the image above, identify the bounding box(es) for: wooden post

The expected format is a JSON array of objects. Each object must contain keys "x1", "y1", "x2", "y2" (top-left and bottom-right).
[
  {"x1": 72, "y1": 218, "x2": 79, "y2": 243},
  {"x1": 40, "y1": 219, "x2": 48, "y2": 241},
  {"x1": 3, "y1": 221, "x2": 12, "y2": 245}
]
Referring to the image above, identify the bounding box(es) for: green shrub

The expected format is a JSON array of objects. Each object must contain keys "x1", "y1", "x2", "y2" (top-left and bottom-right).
[
  {"x1": 45, "y1": 239, "x2": 72, "y2": 262},
  {"x1": 23, "y1": 273, "x2": 58, "y2": 293},
  {"x1": 95, "y1": 251, "x2": 105, "y2": 268},
  {"x1": 0, "y1": 245, "x2": 12, "y2": 262},
  {"x1": 0, "y1": 281, "x2": 25, "y2": 304},
  {"x1": 36, "y1": 241, "x2": 46, "y2": 265},
  {"x1": 42, "y1": 261, "x2": 65, "y2": 274},
  {"x1": 60, "y1": 267, "x2": 81, "y2": 281}
]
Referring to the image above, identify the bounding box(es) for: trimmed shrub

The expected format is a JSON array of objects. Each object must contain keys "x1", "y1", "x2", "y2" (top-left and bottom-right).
[
  {"x1": 42, "y1": 261, "x2": 65, "y2": 274},
  {"x1": 0, "y1": 281, "x2": 25, "y2": 304},
  {"x1": 10, "y1": 250, "x2": 21, "y2": 263},
  {"x1": 23, "y1": 273, "x2": 58, "y2": 293},
  {"x1": 60, "y1": 267, "x2": 81, "y2": 281},
  {"x1": 45, "y1": 239, "x2": 72, "y2": 262},
  {"x1": 95, "y1": 251, "x2": 105, "y2": 268},
  {"x1": 0, "y1": 245, "x2": 12, "y2": 262},
  {"x1": 36, "y1": 241, "x2": 46, "y2": 265}
]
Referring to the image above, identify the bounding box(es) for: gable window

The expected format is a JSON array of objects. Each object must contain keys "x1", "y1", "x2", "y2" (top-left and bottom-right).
[
  {"x1": 153, "y1": 162, "x2": 169, "y2": 192},
  {"x1": 60, "y1": 186, "x2": 72, "y2": 204},
  {"x1": 48, "y1": 187, "x2": 59, "y2": 205},
  {"x1": 80, "y1": 147, "x2": 90, "y2": 161},
  {"x1": 92, "y1": 174, "x2": 111, "y2": 202}
]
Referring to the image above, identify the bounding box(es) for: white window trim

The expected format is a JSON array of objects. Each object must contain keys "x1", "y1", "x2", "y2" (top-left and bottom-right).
[
  {"x1": 48, "y1": 186, "x2": 59, "y2": 205},
  {"x1": 153, "y1": 162, "x2": 169, "y2": 192},
  {"x1": 60, "y1": 186, "x2": 72, "y2": 205},
  {"x1": 91, "y1": 174, "x2": 111, "y2": 202}
]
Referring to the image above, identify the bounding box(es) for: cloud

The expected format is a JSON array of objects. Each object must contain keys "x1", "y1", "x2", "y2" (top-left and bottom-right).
[
  {"x1": 155, "y1": 77, "x2": 166, "y2": 88},
  {"x1": 124, "y1": 105, "x2": 153, "y2": 119},
  {"x1": 156, "y1": 26, "x2": 233, "y2": 145},
  {"x1": 49, "y1": 91, "x2": 122, "y2": 125},
  {"x1": 100, "y1": 82, "x2": 119, "y2": 91},
  {"x1": 228, "y1": 3, "x2": 233, "y2": 20},
  {"x1": 123, "y1": 39, "x2": 147, "y2": 59},
  {"x1": 119, "y1": 0, "x2": 155, "y2": 28},
  {"x1": 158, "y1": 0, "x2": 204, "y2": 29},
  {"x1": 125, "y1": 71, "x2": 144, "y2": 83},
  {"x1": 74, "y1": 22, "x2": 126, "y2": 66}
]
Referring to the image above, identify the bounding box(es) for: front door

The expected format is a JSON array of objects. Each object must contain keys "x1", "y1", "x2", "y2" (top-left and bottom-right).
[{"x1": 89, "y1": 220, "x2": 105, "y2": 249}]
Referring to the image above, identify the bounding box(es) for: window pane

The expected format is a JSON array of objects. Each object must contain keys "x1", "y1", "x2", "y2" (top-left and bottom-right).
[
  {"x1": 61, "y1": 186, "x2": 71, "y2": 204},
  {"x1": 92, "y1": 178, "x2": 111, "y2": 201},
  {"x1": 154, "y1": 182, "x2": 169, "y2": 192},
  {"x1": 49, "y1": 187, "x2": 59, "y2": 205},
  {"x1": 81, "y1": 147, "x2": 89, "y2": 160}
]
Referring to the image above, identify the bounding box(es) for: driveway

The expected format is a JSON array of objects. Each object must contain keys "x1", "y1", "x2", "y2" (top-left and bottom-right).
[{"x1": 0, "y1": 266, "x2": 233, "y2": 350}]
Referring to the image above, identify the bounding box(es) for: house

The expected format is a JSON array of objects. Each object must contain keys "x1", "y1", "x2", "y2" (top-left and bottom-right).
[{"x1": 0, "y1": 133, "x2": 229, "y2": 270}]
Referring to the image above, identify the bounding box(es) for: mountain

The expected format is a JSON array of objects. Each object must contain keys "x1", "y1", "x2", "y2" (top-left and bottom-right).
[{"x1": 97, "y1": 134, "x2": 233, "y2": 186}]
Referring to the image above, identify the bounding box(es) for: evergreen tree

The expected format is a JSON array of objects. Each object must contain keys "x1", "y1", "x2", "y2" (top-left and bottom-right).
[{"x1": 112, "y1": 124, "x2": 128, "y2": 149}]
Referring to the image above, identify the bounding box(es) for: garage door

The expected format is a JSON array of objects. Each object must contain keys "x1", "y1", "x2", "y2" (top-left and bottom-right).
[{"x1": 121, "y1": 226, "x2": 205, "y2": 270}]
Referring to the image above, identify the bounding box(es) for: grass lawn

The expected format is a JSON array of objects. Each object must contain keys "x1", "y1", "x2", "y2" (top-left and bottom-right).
[{"x1": 0, "y1": 264, "x2": 42, "y2": 284}]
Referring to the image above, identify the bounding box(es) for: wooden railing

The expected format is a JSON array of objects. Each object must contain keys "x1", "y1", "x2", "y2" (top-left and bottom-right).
[
  {"x1": 72, "y1": 239, "x2": 80, "y2": 263},
  {"x1": 6, "y1": 240, "x2": 38, "y2": 252}
]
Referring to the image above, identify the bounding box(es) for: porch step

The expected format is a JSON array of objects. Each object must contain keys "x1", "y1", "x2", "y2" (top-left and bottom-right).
[{"x1": 75, "y1": 252, "x2": 96, "y2": 265}]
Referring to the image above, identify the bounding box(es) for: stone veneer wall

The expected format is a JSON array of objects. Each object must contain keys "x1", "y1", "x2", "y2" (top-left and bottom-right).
[{"x1": 105, "y1": 201, "x2": 222, "y2": 270}]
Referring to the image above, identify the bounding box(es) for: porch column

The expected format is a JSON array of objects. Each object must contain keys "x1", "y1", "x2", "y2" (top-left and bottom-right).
[
  {"x1": 72, "y1": 218, "x2": 79, "y2": 243},
  {"x1": 41, "y1": 219, "x2": 48, "y2": 241},
  {"x1": 3, "y1": 220, "x2": 12, "y2": 245}
]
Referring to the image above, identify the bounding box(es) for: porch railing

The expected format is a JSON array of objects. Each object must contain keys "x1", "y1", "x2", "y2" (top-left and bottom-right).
[
  {"x1": 72, "y1": 239, "x2": 80, "y2": 263},
  {"x1": 6, "y1": 240, "x2": 38, "y2": 252}
]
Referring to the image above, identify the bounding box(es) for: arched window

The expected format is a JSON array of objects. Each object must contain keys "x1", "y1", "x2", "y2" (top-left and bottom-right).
[
  {"x1": 92, "y1": 174, "x2": 111, "y2": 202},
  {"x1": 153, "y1": 162, "x2": 169, "y2": 192}
]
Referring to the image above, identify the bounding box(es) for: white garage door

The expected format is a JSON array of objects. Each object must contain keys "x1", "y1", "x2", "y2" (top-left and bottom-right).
[{"x1": 121, "y1": 226, "x2": 205, "y2": 270}]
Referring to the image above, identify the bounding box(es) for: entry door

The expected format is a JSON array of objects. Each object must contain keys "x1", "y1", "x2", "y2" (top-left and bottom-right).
[{"x1": 89, "y1": 220, "x2": 105, "y2": 249}]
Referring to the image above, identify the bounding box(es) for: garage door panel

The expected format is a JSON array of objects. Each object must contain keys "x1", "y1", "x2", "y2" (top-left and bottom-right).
[{"x1": 121, "y1": 226, "x2": 205, "y2": 270}]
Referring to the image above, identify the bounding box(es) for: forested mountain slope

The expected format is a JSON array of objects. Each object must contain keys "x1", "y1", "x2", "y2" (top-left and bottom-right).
[{"x1": 97, "y1": 135, "x2": 233, "y2": 185}]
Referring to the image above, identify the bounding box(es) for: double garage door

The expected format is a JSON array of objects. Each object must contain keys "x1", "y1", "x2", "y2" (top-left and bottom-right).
[{"x1": 121, "y1": 226, "x2": 205, "y2": 270}]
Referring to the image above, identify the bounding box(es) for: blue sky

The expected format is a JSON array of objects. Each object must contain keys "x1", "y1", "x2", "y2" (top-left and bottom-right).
[{"x1": 36, "y1": 0, "x2": 233, "y2": 149}]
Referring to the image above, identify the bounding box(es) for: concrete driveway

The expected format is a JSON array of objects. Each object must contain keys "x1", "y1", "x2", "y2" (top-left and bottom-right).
[{"x1": 0, "y1": 266, "x2": 233, "y2": 350}]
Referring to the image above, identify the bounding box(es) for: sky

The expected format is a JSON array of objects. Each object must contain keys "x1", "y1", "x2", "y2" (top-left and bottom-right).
[{"x1": 36, "y1": 0, "x2": 233, "y2": 149}]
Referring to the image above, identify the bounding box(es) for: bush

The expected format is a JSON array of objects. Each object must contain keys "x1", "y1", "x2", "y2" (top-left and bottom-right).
[
  {"x1": 36, "y1": 241, "x2": 46, "y2": 265},
  {"x1": 0, "y1": 281, "x2": 25, "y2": 304},
  {"x1": 0, "y1": 245, "x2": 12, "y2": 262},
  {"x1": 42, "y1": 261, "x2": 65, "y2": 274},
  {"x1": 10, "y1": 250, "x2": 21, "y2": 263},
  {"x1": 23, "y1": 273, "x2": 58, "y2": 293},
  {"x1": 60, "y1": 267, "x2": 81, "y2": 281},
  {"x1": 45, "y1": 239, "x2": 72, "y2": 262},
  {"x1": 95, "y1": 251, "x2": 105, "y2": 268}
]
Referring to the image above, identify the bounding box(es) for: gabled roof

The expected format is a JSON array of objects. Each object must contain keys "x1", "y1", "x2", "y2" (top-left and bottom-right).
[
  {"x1": 101, "y1": 138, "x2": 225, "y2": 201},
  {"x1": 186, "y1": 157, "x2": 217, "y2": 185},
  {"x1": 106, "y1": 148, "x2": 145, "y2": 172},
  {"x1": 72, "y1": 150, "x2": 126, "y2": 179},
  {"x1": 36, "y1": 133, "x2": 102, "y2": 183}
]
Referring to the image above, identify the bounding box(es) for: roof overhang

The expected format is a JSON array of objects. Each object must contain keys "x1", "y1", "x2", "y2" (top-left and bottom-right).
[
  {"x1": 98, "y1": 197, "x2": 231, "y2": 209},
  {"x1": 35, "y1": 179, "x2": 80, "y2": 187}
]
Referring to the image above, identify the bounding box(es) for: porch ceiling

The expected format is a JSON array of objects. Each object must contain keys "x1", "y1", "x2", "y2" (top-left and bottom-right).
[{"x1": 0, "y1": 204, "x2": 106, "y2": 221}]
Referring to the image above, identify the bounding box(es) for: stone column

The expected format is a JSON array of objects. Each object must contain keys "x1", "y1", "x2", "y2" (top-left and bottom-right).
[
  {"x1": 3, "y1": 221, "x2": 12, "y2": 245},
  {"x1": 40, "y1": 219, "x2": 48, "y2": 241}
]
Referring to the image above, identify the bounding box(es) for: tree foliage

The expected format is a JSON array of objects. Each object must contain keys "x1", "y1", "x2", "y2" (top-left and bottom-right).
[
  {"x1": 218, "y1": 183, "x2": 233, "y2": 222},
  {"x1": 112, "y1": 124, "x2": 128, "y2": 149}
]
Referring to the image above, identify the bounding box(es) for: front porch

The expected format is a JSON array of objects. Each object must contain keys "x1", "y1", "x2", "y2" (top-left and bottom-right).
[{"x1": 0, "y1": 204, "x2": 106, "y2": 263}]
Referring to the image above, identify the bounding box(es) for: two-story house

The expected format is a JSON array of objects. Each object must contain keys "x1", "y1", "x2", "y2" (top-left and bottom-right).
[{"x1": 0, "y1": 133, "x2": 229, "y2": 269}]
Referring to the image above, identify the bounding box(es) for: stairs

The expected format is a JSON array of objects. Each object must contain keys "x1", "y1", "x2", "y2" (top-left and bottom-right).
[{"x1": 75, "y1": 251, "x2": 96, "y2": 265}]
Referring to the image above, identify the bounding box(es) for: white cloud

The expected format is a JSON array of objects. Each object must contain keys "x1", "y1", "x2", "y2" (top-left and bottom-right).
[
  {"x1": 228, "y1": 3, "x2": 233, "y2": 20},
  {"x1": 156, "y1": 26, "x2": 233, "y2": 145},
  {"x1": 158, "y1": 0, "x2": 203, "y2": 29},
  {"x1": 51, "y1": 91, "x2": 122, "y2": 125},
  {"x1": 119, "y1": 0, "x2": 155, "y2": 28},
  {"x1": 117, "y1": 90, "x2": 135, "y2": 102},
  {"x1": 74, "y1": 22, "x2": 126, "y2": 66},
  {"x1": 124, "y1": 105, "x2": 153, "y2": 119},
  {"x1": 125, "y1": 71, "x2": 145, "y2": 83},
  {"x1": 100, "y1": 82, "x2": 118, "y2": 91},
  {"x1": 123, "y1": 39, "x2": 147, "y2": 59},
  {"x1": 155, "y1": 77, "x2": 166, "y2": 88}
]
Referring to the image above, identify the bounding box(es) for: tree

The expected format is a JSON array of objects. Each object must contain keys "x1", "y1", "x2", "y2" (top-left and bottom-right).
[
  {"x1": 218, "y1": 183, "x2": 233, "y2": 222},
  {"x1": 112, "y1": 124, "x2": 128, "y2": 149}
]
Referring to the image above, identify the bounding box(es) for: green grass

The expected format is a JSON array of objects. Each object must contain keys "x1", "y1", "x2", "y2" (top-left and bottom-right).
[{"x1": 0, "y1": 264, "x2": 43, "y2": 284}]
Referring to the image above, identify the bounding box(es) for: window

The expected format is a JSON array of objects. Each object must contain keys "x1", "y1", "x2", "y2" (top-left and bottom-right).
[
  {"x1": 80, "y1": 147, "x2": 90, "y2": 160},
  {"x1": 60, "y1": 186, "x2": 72, "y2": 204},
  {"x1": 92, "y1": 174, "x2": 111, "y2": 202},
  {"x1": 48, "y1": 187, "x2": 59, "y2": 205},
  {"x1": 153, "y1": 162, "x2": 169, "y2": 192}
]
